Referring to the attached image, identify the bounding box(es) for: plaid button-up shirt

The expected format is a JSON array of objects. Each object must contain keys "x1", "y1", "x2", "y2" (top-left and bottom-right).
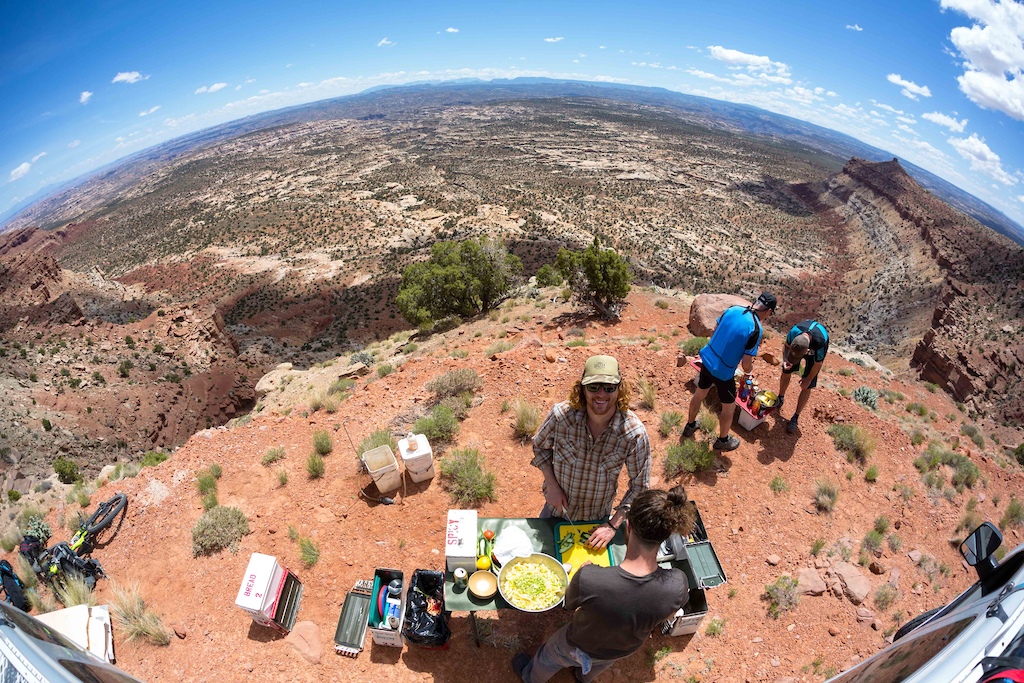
[{"x1": 531, "y1": 402, "x2": 651, "y2": 522}]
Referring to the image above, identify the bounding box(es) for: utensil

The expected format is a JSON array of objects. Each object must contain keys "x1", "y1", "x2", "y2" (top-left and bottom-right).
[
  {"x1": 468, "y1": 570, "x2": 498, "y2": 599},
  {"x1": 497, "y1": 553, "x2": 568, "y2": 613}
]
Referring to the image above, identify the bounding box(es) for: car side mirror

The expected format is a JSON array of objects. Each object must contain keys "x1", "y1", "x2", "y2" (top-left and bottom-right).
[{"x1": 961, "y1": 522, "x2": 1002, "y2": 581}]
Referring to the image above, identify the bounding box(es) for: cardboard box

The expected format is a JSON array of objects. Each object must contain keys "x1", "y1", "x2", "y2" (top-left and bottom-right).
[
  {"x1": 368, "y1": 568, "x2": 405, "y2": 648},
  {"x1": 445, "y1": 509, "x2": 478, "y2": 574}
]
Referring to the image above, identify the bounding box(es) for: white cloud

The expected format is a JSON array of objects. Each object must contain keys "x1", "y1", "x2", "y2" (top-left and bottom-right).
[
  {"x1": 896, "y1": 115, "x2": 917, "y2": 124},
  {"x1": 948, "y1": 133, "x2": 1016, "y2": 184},
  {"x1": 377, "y1": 37, "x2": 395, "y2": 47},
  {"x1": 79, "y1": 91, "x2": 93, "y2": 104},
  {"x1": 68, "y1": 140, "x2": 80, "y2": 149},
  {"x1": 708, "y1": 45, "x2": 771, "y2": 67},
  {"x1": 112, "y1": 71, "x2": 148, "y2": 84},
  {"x1": 235, "y1": 85, "x2": 242, "y2": 91},
  {"x1": 31, "y1": 152, "x2": 47, "y2": 163},
  {"x1": 195, "y1": 86, "x2": 207, "y2": 94},
  {"x1": 245, "y1": 78, "x2": 255, "y2": 83},
  {"x1": 139, "y1": 105, "x2": 161, "y2": 117},
  {"x1": 8, "y1": 162, "x2": 31, "y2": 182},
  {"x1": 942, "y1": 0, "x2": 1024, "y2": 120},
  {"x1": 446, "y1": 27, "x2": 458, "y2": 33},
  {"x1": 195, "y1": 83, "x2": 228, "y2": 94},
  {"x1": 898, "y1": 123, "x2": 919, "y2": 135},
  {"x1": 599, "y1": 45, "x2": 606, "y2": 49},
  {"x1": 922, "y1": 111, "x2": 968, "y2": 132},
  {"x1": 870, "y1": 100, "x2": 904, "y2": 115},
  {"x1": 1017, "y1": 195, "x2": 1024, "y2": 202},
  {"x1": 298, "y1": 82, "x2": 314, "y2": 87},
  {"x1": 706, "y1": 45, "x2": 792, "y2": 85},
  {"x1": 846, "y1": 24, "x2": 863, "y2": 31},
  {"x1": 544, "y1": 37, "x2": 564, "y2": 43},
  {"x1": 887, "y1": 73, "x2": 932, "y2": 100}
]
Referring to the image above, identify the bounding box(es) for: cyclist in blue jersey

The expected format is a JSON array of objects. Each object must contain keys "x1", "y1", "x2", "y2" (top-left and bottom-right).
[
  {"x1": 777, "y1": 319, "x2": 829, "y2": 434},
  {"x1": 682, "y1": 292, "x2": 776, "y2": 451}
]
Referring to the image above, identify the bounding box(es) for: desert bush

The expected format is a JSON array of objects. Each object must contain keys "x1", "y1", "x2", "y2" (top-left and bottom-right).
[
  {"x1": 41, "y1": 418, "x2": 52, "y2": 431},
  {"x1": 915, "y1": 441, "x2": 979, "y2": 491},
  {"x1": 960, "y1": 423, "x2": 985, "y2": 448},
  {"x1": 1000, "y1": 498, "x2": 1024, "y2": 530},
  {"x1": 306, "y1": 453, "x2": 325, "y2": 479},
  {"x1": 874, "y1": 515, "x2": 890, "y2": 534},
  {"x1": 888, "y1": 534, "x2": 903, "y2": 552},
  {"x1": 191, "y1": 506, "x2": 250, "y2": 556},
  {"x1": 555, "y1": 237, "x2": 632, "y2": 319},
  {"x1": 827, "y1": 424, "x2": 875, "y2": 463},
  {"x1": 262, "y1": 447, "x2": 285, "y2": 466},
  {"x1": 853, "y1": 386, "x2": 878, "y2": 410},
  {"x1": 440, "y1": 393, "x2": 474, "y2": 420},
  {"x1": 697, "y1": 408, "x2": 717, "y2": 435},
  {"x1": 0, "y1": 527, "x2": 21, "y2": 552},
  {"x1": 958, "y1": 510, "x2": 984, "y2": 534},
  {"x1": 428, "y1": 368, "x2": 483, "y2": 401},
  {"x1": 810, "y1": 538, "x2": 825, "y2": 556},
  {"x1": 910, "y1": 430, "x2": 926, "y2": 446},
  {"x1": 862, "y1": 530, "x2": 884, "y2": 554},
  {"x1": 54, "y1": 574, "x2": 97, "y2": 607},
  {"x1": 659, "y1": 410, "x2": 683, "y2": 437},
  {"x1": 636, "y1": 378, "x2": 656, "y2": 410},
  {"x1": 397, "y1": 237, "x2": 522, "y2": 325},
  {"x1": 7, "y1": 490, "x2": 20, "y2": 503},
  {"x1": 277, "y1": 468, "x2": 288, "y2": 487},
  {"x1": 414, "y1": 405, "x2": 459, "y2": 443},
  {"x1": 378, "y1": 364, "x2": 395, "y2": 377},
  {"x1": 209, "y1": 463, "x2": 222, "y2": 479},
  {"x1": 1014, "y1": 443, "x2": 1024, "y2": 467},
  {"x1": 814, "y1": 479, "x2": 839, "y2": 513},
  {"x1": 874, "y1": 584, "x2": 897, "y2": 611},
  {"x1": 512, "y1": 399, "x2": 542, "y2": 442},
  {"x1": 196, "y1": 472, "x2": 217, "y2": 495},
  {"x1": 350, "y1": 350, "x2": 375, "y2": 367},
  {"x1": 328, "y1": 377, "x2": 356, "y2": 395},
  {"x1": 357, "y1": 430, "x2": 398, "y2": 456},
  {"x1": 54, "y1": 457, "x2": 81, "y2": 484},
  {"x1": 679, "y1": 337, "x2": 708, "y2": 356},
  {"x1": 313, "y1": 430, "x2": 333, "y2": 456},
  {"x1": 141, "y1": 451, "x2": 168, "y2": 467},
  {"x1": 906, "y1": 402, "x2": 928, "y2": 417},
  {"x1": 111, "y1": 583, "x2": 170, "y2": 646},
  {"x1": 535, "y1": 264, "x2": 562, "y2": 287},
  {"x1": 664, "y1": 441, "x2": 716, "y2": 477},
  {"x1": 770, "y1": 475, "x2": 789, "y2": 494},
  {"x1": 763, "y1": 575, "x2": 799, "y2": 618},
  {"x1": 77, "y1": 491, "x2": 91, "y2": 507},
  {"x1": 485, "y1": 340, "x2": 515, "y2": 356},
  {"x1": 705, "y1": 617, "x2": 725, "y2": 636},
  {"x1": 864, "y1": 465, "x2": 879, "y2": 482},
  {"x1": 299, "y1": 537, "x2": 320, "y2": 567},
  {"x1": 439, "y1": 448, "x2": 496, "y2": 507}
]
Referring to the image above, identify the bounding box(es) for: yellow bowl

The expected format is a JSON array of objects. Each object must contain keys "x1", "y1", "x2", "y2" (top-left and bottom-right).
[{"x1": 468, "y1": 570, "x2": 498, "y2": 599}]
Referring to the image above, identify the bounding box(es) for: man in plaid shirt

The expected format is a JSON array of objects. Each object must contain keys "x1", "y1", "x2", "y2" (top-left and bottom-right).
[{"x1": 531, "y1": 355, "x2": 651, "y2": 551}]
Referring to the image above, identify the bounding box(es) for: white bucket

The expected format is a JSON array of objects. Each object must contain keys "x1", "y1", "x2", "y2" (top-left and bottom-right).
[
  {"x1": 398, "y1": 434, "x2": 434, "y2": 483},
  {"x1": 362, "y1": 445, "x2": 401, "y2": 492}
]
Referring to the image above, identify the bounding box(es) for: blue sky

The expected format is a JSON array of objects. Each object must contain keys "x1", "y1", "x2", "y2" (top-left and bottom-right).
[{"x1": 3, "y1": 0, "x2": 1024, "y2": 227}]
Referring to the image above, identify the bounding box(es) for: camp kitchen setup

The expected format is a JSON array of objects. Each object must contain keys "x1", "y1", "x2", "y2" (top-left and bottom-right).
[
  {"x1": 688, "y1": 358, "x2": 778, "y2": 430},
  {"x1": 235, "y1": 430, "x2": 724, "y2": 654}
]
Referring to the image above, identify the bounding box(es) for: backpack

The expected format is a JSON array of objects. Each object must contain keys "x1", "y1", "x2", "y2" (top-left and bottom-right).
[
  {"x1": 18, "y1": 535, "x2": 44, "y2": 574},
  {"x1": 0, "y1": 559, "x2": 29, "y2": 612}
]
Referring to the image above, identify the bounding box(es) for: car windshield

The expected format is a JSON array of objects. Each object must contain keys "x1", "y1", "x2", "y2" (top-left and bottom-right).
[
  {"x1": 0, "y1": 602, "x2": 84, "y2": 653},
  {"x1": 829, "y1": 615, "x2": 976, "y2": 683}
]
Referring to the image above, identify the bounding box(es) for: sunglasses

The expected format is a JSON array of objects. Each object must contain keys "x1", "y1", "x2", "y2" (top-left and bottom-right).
[{"x1": 585, "y1": 383, "x2": 620, "y2": 394}]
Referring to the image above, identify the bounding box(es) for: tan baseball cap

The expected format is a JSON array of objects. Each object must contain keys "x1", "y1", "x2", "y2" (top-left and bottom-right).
[{"x1": 581, "y1": 355, "x2": 621, "y2": 385}]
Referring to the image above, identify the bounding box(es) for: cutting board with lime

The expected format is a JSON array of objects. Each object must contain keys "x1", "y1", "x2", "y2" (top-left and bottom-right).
[{"x1": 553, "y1": 522, "x2": 616, "y2": 579}]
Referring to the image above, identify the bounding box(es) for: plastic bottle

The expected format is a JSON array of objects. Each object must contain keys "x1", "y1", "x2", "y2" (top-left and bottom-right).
[
  {"x1": 384, "y1": 579, "x2": 402, "y2": 629},
  {"x1": 739, "y1": 378, "x2": 752, "y2": 401}
]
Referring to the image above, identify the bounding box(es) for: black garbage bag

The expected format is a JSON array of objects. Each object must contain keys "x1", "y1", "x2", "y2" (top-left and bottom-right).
[{"x1": 403, "y1": 569, "x2": 451, "y2": 647}]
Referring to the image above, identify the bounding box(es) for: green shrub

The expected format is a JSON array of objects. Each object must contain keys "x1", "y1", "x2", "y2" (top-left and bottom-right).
[
  {"x1": 299, "y1": 537, "x2": 320, "y2": 567},
  {"x1": 377, "y1": 364, "x2": 394, "y2": 378},
  {"x1": 41, "y1": 418, "x2": 52, "y2": 431},
  {"x1": 770, "y1": 475, "x2": 789, "y2": 494},
  {"x1": 118, "y1": 359, "x2": 133, "y2": 378},
  {"x1": 810, "y1": 538, "x2": 825, "y2": 556},
  {"x1": 679, "y1": 337, "x2": 709, "y2": 356},
  {"x1": 910, "y1": 430, "x2": 926, "y2": 446},
  {"x1": 636, "y1": 378, "x2": 656, "y2": 410},
  {"x1": 864, "y1": 465, "x2": 879, "y2": 482},
  {"x1": 705, "y1": 617, "x2": 725, "y2": 636},
  {"x1": 350, "y1": 350, "x2": 375, "y2": 366},
  {"x1": 77, "y1": 491, "x2": 91, "y2": 507},
  {"x1": 54, "y1": 457, "x2": 80, "y2": 484},
  {"x1": 201, "y1": 492, "x2": 218, "y2": 511},
  {"x1": 659, "y1": 410, "x2": 683, "y2": 437},
  {"x1": 209, "y1": 463, "x2": 222, "y2": 479},
  {"x1": 440, "y1": 393, "x2": 473, "y2": 420},
  {"x1": 140, "y1": 451, "x2": 168, "y2": 467},
  {"x1": 262, "y1": 447, "x2": 285, "y2": 466},
  {"x1": 888, "y1": 534, "x2": 903, "y2": 552},
  {"x1": 852, "y1": 386, "x2": 878, "y2": 410},
  {"x1": 277, "y1": 468, "x2": 288, "y2": 487},
  {"x1": 555, "y1": 237, "x2": 632, "y2": 319},
  {"x1": 664, "y1": 440, "x2": 716, "y2": 477},
  {"x1": 485, "y1": 340, "x2": 515, "y2": 356},
  {"x1": 357, "y1": 430, "x2": 398, "y2": 456},
  {"x1": 874, "y1": 584, "x2": 897, "y2": 611},
  {"x1": 535, "y1": 264, "x2": 562, "y2": 287},
  {"x1": 306, "y1": 453, "x2": 325, "y2": 479},
  {"x1": 7, "y1": 490, "x2": 21, "y2": 503},
  {"x1": 862, "y1": 530, "x2": 884, "y2": 554},
  {"x1": 697, "y1": 408, "x2": 717, "y2": 434},
  {"x1": 1014, "y1": 443, "x2": 1024, "y2": 467},
  {"x1": 960, "y1": 423, "x2": 985, "y2": 448},
  {"x1": 512, "y1": 399, "x2": 542, "y2": 442},
  {"x1": 763, "y1": 576, "x2": 799, "y2": 618},
  {"x1": 915, "y1": 441, "x2": 979, "y2": 491},
  {"x1": 196, "y1": 472, "x2": 217, "y2": 495},
  {"x1": 439, "y1": 448, "x2": 496, "y2": 506},
  {"x1": 312, "y1": 430, "x2": 333, "y2": 456},
  {"x1": 827, "y1": 424, "x2": 875, "y2": 463},
  {"x1": 874, "y1": 515, "x2": 890, "y2": 534},
  {"x1": 906, "y1": 402, "x2": 928, "y2": 417},
  {"x1": 1000, "y1": 498, "x2": 1024, "y2": 530},
  {"x1": 191, "y1": 506, "x2": 250, "y2": 556},
  {"x1": 814, "y1": 479, "x2": 839, "y2": 513},
  {"x1": 413, "y1": 405, "x2": 459, "y2": 443}
]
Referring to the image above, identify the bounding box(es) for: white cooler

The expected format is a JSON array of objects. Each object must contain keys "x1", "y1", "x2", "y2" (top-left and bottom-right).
[
  {"x1": 398, "y1": 433, "x2": 435, "y2": 483},
  {"x1": 235, "y1": 552, "x2": 304, "y2": 635}
]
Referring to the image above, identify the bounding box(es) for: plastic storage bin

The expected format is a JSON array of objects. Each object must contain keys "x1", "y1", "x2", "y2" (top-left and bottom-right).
[
  {"x1": 398, "y1": 434, "x2": 435, "y2": 483},
  {"x1": 362, "y1": 445, "x2": 402, "y2": 492}
]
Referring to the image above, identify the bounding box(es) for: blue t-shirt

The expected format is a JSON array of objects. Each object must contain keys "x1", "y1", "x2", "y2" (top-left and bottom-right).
[
  {"x1": 699, "y1": 306, "x2": 762, "y2": 380},
  {"x1": 786, "y1": 320, "x2": 829, "y2": 363}
]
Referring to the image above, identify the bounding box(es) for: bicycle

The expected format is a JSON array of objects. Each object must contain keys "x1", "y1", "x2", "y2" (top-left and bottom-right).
[{"x1": 24, "y1": 493, "x2": 128, "y2": 590}]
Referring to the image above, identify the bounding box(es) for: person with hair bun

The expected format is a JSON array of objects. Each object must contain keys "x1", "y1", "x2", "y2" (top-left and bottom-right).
[{"x1": 512, "y1": 486, "x2": 694, "y2": 683}]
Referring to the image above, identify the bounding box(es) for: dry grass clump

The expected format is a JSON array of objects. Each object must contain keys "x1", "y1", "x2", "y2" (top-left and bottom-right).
[
  {"x1": 54, "y1": 574, "x2": 97, "y2": 607},
  {"x1": 814, "y1": 479, "x2": 839, "y2": 513},
  {"x1": 312, "y1": 430, "x2": 333, "y2": 456},
  {"x1": 636, "y1": 378, "x2": 656, "y2": 410},
  {"x1": 664, "y1": 440, "x2": 715, "y2": 477},
  {"x1": 763, "y1": 575, "x2": 799, "y2": 618},
  {"x1": 439, "y1": 448, "x2": 496, "y2": 507},
  {"x1": 827, "y1": 424, "x2": 876, "y2": 463},
  {"x1": 262, "y1": 446, "x2": 285, "y2": 466},
  {"x1": 426, "y1": 368, "x2": 483, "y2": 399},
  {"x1": 512, "y1": 399, "x2": 542, "y2": 442},
  {"x1": 111, "y1": 583, "x2": 171, "y2": 646},
  {"x1": 658, "y1": 410, "x2": 683, "y2": 437}
]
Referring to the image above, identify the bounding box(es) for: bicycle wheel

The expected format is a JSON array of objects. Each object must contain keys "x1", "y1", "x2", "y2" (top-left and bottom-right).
[{"x1": 85, "y1": 493, "x2": 128, "y2": 534}]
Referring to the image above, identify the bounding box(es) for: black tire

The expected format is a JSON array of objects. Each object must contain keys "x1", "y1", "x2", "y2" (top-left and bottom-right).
[
  {"x1": 893, "y1": 606, "x2": 943, "y2": 642},
  {"x1": 85, "y1": 493, "x2": 128, "y2": 535}
]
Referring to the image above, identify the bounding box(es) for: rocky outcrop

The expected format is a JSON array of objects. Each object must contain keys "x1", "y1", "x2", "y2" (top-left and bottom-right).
[{"x1": 688, "y1": 293, "x2": 752, "y2": 337}]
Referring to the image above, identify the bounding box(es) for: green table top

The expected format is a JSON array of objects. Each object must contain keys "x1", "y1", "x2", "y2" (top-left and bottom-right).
[{"x1": 444, "y1": 517, "x2": 626, "y2": 612}]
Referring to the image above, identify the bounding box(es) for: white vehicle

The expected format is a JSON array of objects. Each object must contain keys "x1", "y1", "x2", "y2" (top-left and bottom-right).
[
  {"x1": 825, "y1": 522, "x2": 1024, "y2": 683},
  {"x1": 0, "y1": 600, "x2": 144, "y2": 682}
]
